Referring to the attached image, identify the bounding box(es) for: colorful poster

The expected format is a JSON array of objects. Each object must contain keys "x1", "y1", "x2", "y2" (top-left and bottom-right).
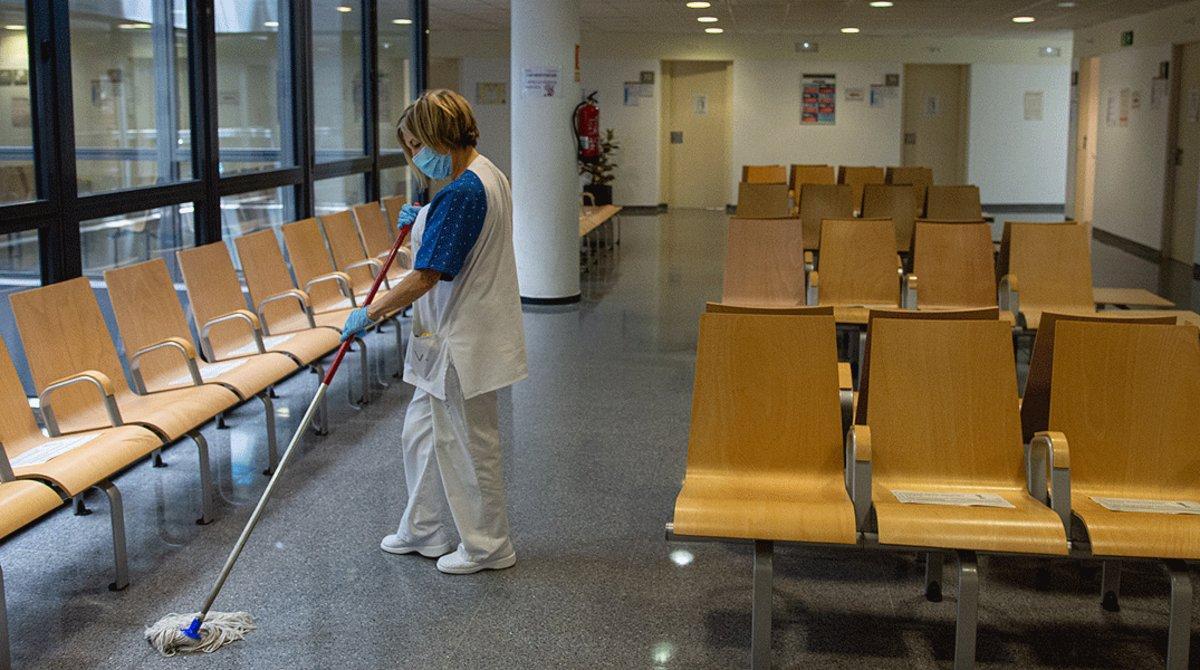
[{"x1": 801, "y1": 73, "x2": 836, "y2": 125}]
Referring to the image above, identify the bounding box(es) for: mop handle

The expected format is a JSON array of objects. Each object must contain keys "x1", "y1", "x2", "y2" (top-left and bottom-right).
[{"x1": 192, "y1": 219, "x2": 415, "y2": 624}]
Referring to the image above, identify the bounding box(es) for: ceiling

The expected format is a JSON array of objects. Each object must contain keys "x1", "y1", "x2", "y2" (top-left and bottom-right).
[{"x1": 428, "y1": 0, "x2": 1193, "y2": 37}]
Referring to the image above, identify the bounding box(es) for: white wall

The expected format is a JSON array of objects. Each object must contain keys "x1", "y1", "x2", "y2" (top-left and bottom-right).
[
  {"x1": 968, "y1": 63, "x2": 1072, "y2": 204},
  {"x1": 1090, "y1": 45, "x2": 1172, "y2": 249},
  {"x1": 459, "y1": 58, "x2": 511, "y2": 177},
  {"x1": 731, "y1": 60, "x2": 903, "y2": 198},
  {"x1": 579, "y1": 59, "x2": 661, "y2": 206}
]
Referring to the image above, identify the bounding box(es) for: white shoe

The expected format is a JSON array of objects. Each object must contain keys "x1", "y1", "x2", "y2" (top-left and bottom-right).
[
  {"x1": 436, "y1": 548, "x2": 517, "y2": 575},
  {"x1": 379, "y1": 534, "x2": 455, "y2": 558}
]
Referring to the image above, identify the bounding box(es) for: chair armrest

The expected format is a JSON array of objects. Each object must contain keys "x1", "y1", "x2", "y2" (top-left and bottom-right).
[
  {"x1": 806, "y1": 270, "x2": 820, "y2": 306},
  {"x1": 903, "y1": 274, "x2": 918, "y2": 309},
  {"x1": 39, "y1": 370, "x2": 123, "y2": 436},
  {"x1": 582, "y1": 192, "x2": 596, "y2": 206},
  {"x1": 845, "y1": 425, "x2": 873, "y2": 532},
  {"x1": 999, "y1": 274, "x2": 1020, "y2": 317},
  {"x1": 304, "y1": 271, "x2": 356, "y2": 306},
  {"x1": 345, "y1": 258, "x2": 387, "y2": 289},
  {"x1": 257, "y1": 289, "x2": 317, "y2": 332},
  {"x1": 837, "y1": 362, "x2": 854, "y2": 437},
  {"x1": 1027, "y1": 431, "x2": 1072, "y2": 534},
  {"x1": 130, "y1": 336, "x2": 202, "y2": 390},
  {"x1": 202, "y1": 309, "x2": 265, "y2": 358}
]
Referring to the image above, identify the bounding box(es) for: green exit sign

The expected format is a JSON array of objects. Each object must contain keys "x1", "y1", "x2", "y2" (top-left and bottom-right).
[{"x1": 1121, "y1": 31, "x2": 1134, "y2": 47}]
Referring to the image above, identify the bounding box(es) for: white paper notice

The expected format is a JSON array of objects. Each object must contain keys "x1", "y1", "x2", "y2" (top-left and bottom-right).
[
  {"x1": 1024, "y1": 91, "x2": 1044, "y2": 121},
  {"x1": 521, "y1": 67, "x2": 560, "y2": 98},
  {"x1": 228, "y1": 335, "x2": 295, "y2": 359},
  {"x1": 892, "y1": 490, "x2": 1015, "y2": 508},
  {"x1": 172, "y1": 358, "x2": 249, "y2": 386},
  {"x1": 1091, "y1": 497, "x2": 1200, "y2": 515},
  {"x1": 10, "y1": 433, "x2": 100, "y2": 468}
]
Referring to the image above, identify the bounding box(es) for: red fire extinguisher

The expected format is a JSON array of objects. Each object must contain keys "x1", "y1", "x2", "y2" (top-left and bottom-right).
[{"x1": 574, "y1": 91, "x2": 601, "y2": 164}]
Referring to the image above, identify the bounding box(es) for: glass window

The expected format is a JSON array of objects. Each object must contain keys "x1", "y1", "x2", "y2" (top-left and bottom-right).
[
  {"x1": 0, "y1": 3, "x2": 35, "y2": 205},
  {"x1": 379, "y1": 165, "x2": 409, "y2": 199},
  {"x1": 69, "y1": 1, "x2": 192, "y2": 195},
  {"x1": 0, "y1": 230, "x2": 39, "y2": 393},
  {"x1": 221, "y1": 186, "x2": 295, "y2": 238},
  {"x1": 216, "y1": 1, "x2": 294, "y2": 175},
  {"x1": 312, "y1": 0, "x2": 364, "y2": 163},
  {"x1": 314, "y1": 174, "x2": 364, "y2": 214},
  {"x1": 377, "y1": 6, "x2": 414, "y2": 155},
  {"x1": 80, "y1": 204, "x2": 195, "y2": 280}
]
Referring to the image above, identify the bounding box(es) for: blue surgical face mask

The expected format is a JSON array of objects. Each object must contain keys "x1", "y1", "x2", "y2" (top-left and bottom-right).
[{"x1": 413, "y1": 146, "x2": 453, "y2": 180}]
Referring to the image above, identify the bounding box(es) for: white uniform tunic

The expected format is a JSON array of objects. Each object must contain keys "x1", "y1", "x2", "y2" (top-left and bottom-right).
[{"x1": 393, "y1": 154, "x2": 526, "y2": 564}]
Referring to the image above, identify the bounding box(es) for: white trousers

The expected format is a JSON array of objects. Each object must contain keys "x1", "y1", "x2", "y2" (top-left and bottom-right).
[{"x1": 394, "y1": 367, "x2": 514, "y2": 562}]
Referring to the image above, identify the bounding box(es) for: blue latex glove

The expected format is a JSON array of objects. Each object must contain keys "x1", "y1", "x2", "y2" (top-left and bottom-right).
[
  {"x1": 397, "y1": 203, "x2": 420, "y2": 231},
  {"x1": 340, "y1": 307, "x2": 374, "y2": 343}
]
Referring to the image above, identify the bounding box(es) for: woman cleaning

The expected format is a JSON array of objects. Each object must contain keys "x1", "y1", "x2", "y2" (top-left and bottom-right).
[{"x1": 340, "y1": 89, "x2": 527, "y2": 575}]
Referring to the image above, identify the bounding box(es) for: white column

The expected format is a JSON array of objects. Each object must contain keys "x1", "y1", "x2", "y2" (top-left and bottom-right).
[{"x1": 510, "y1": 0, "x2": 581, "y2": 303}]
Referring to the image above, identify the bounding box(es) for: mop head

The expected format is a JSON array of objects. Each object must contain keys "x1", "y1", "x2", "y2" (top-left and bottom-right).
[{"x1": 144, "y1": 612, "x2": 256, "y2": 656}]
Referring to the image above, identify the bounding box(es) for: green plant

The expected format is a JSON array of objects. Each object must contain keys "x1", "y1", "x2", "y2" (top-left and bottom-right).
[{"x1": 579, "y1": 128, "x2": 619, "y2": 186}]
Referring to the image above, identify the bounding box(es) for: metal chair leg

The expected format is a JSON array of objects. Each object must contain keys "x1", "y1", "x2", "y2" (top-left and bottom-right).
[
  {"x1": 72, "y1": 494, "x2": 92, "y2": 517},
  {"x1": 190, "y1": 431, "x2": 215, "y2": 525},
  {"x1": 1165, "y1": 560, "x2": 1193, "y2": 670},
  {"x1": 310, "y1": 364, "x2": 329, "y2": 436},
  {"x1": 259, "y1": 392, "x2": 279, "y2": 476},
  {"x1": 93, "y1": 481, "x2": 129, "y2": 591},
  {"x1": 0, "y1": 564, "x2": 9, "y2": 670},
  {"x1": 954, "y1": 551, "x2": 979, "y2": 670},
  {"x1": 151, "y1": 448, "x2": 166, "y2": 468},
  {"x1": 926, "y1": 552, "x2": 945, "y2": 602},
  {"x1": 349, "y1": 337, "x2": 370, "y2": 407},
  {"x1": 1101, "y1": 560, "x2": 1122, "y2": 612},
  {"x1": 751, "y1": 540, "x2": 773, "y2": 670}
]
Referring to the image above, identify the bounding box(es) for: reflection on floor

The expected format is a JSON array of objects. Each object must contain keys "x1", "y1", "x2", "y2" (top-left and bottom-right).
[{"x1": 1, "y1": 209, "x2": 1197, "y2": 669}]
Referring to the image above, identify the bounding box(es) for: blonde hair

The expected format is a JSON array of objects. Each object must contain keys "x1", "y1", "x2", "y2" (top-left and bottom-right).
[{"x1": 397, "y1": 89, "x2": 480, "y2": 155}]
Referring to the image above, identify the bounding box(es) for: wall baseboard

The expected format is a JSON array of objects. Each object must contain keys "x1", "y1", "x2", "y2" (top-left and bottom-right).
[
  {"x1": 981, "y1": 203, "x2": 1065, "y2": 213},
  {"x1": 618, "y1": 204, "x2": 666, "y2": 215},
  {"x1": 1091, "y1": 227, "x2": 1162, "y2": 263}
]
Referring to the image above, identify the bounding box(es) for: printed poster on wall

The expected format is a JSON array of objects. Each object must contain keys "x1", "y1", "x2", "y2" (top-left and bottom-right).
[
  {"x1": 801, "y1": 73, "x2": 836, "y2": 125},
  {"x1": 1119, "y1": 87, "x2": 1131, "y2": 127},
  {"x1": 521, "y1": 67, "x2": 560, "y2": 98},
  {"x1": 1023, "y1": 91, "x2": 1044, "y2": 121}
]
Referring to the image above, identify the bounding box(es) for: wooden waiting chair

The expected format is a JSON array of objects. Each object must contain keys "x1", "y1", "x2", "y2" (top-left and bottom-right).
[
  {"x1": 669, "y1": 311, "x2": 857, "y2": 669},
  {"x1": 1044, "y1": 320, "x2": 1199, "y2": 669},
  {"x1": 797, "y1": 183, "x2": 854, "y2": 250},
  {"x1": 925, "y1": 185, "x2": 982, "y2": 221},
  {"x1": 789, "y1": 164, "x2": 835, "y2": 195},
  {"x1": 734, "y1": 183, "x2": 790, "y2": 219},
  {"x1": 0, "y1": 480, "x2": 62, "y2": 668},
  {"x1": 281, "y1": 218, "x2": 360, "y2": 316},
  {"x1": 741, "y1": 164, "x2": 787, "y2": 184},
  {"x1": 722, "y1": 217, "x2": 805, "y2": 307},
  {"x1": 353, "y1": 201, "x2": 410, "y2": 279},
  {"x1": 806, "y1": 218, "x2": 902, "y2": 325},
  {"x1": 862, "y1": 184, "x2": 918, "y2": 253},
  {"x1": 905, "y1": 222, "x2": 1004, "y2": 317},
  {"x1": 10, "y1": 278, "x2": 240, "y2": 523},
  {"x1": 381, "y1": 195, "x2": 407, "y2": 230},
  {"x1": 235, "y1": 229, "x2": 371, "y2": 405},
  {"x1": 886, "y1": 166, "x2": 933, "y2": 217},
  {"x1": 850, "y1": 316, "x2": 1069, "y2": 667},
  {"x1": 837, "y1": 166, "x2": 885, "y2": 214},
  {"x1": 104, "y1": 259, "x2": 303, "y2": 474},
  {"x1": 1000, "y1": 222, "x2": 1094, "y2": 330}
]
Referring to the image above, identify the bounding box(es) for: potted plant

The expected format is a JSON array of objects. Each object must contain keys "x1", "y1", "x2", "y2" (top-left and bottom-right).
[{"x1": 580, "y1": 128, "x2": 618, "y2": 206}]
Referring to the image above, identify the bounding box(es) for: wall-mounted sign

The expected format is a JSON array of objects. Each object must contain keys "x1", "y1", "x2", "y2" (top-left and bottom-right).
[
  {"x1": 1024, "y1": 91, "x2": 1044, "y2": 121},
  {"x1": 801, "y1": 73, "x2": 836, "y2": 124},
  {"x1": 1121, "y1": 31, "x2": 1134, "y2": 47},
  {"x1": 520, "y1": 66, "x2": 560, "y2": 98},
  {"x1": 476, "y1": 82, "x2": 507, "y2": 105}
]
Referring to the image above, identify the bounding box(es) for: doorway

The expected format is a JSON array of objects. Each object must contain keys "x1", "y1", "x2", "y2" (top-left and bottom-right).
[
  {"x1": 1166, "y1": 43, "x2": 1200, "y2": 264},
  {"x1": 660, "y1": 60, "x2": 732, "y2": 209},
  {"x1": 901, "y1": 64, "x2": 969, "y2": 184},
  {"x1": 1073, "y1": 58, "x2": 1099, "y2": 225}
]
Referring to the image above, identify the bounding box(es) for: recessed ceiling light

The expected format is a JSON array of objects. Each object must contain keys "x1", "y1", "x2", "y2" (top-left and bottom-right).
[
  {"x1": 392, "y1": 18, "x2": 412, "y2": 25},
  {"x1": 1057, "y1": 1, "x2": 1076, "y2": 6},
  {"x1": 840, "y1": 27, "x2": 861, "y2": 33},
  {"x1": 336, "y1": 5, "x2": 352, "y2": 12},
  {"x1": 870, "y1": 1, "x2": 894, "y2": 7},
  {"x1": 697, "y1": 16, "x2": 719, "y2": 23},
  {"x1": 3, "y1": 24, "x2": 24, "y2": 31},
  {"x1": 263, "y1": 20, "x2": 279, "y2": 28},
  {"x1": 1012, "y1": 16, "x2": 1036, "y2": 23},
  {"x1": 686, "y1": 1, "x2": 712, "y2": 7},
  {"x1": 118, "y1": 22, "x2": 151, "y2": 29},
  {"x1": 704, "y1": 27, "x2": 724, "y2": 33}
]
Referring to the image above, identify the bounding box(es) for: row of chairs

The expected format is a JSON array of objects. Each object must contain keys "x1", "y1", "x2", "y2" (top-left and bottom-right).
[
  {"x1": 742, "y1": 163, "x2": 936, "y2": 215},
  {"x1": 0, "y1": 195, "x2": 410, "y2": 668},
  {"x1": 669, "y1": 306, "x2": 1199, "y2": 669}
]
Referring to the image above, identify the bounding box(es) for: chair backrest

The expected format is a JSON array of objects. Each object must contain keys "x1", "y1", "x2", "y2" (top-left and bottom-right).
[
  {"x1": 741, "y1": 164, "x2": 787, "y2": 184},
  {"x1": 281, "y1": 218, "x2": 345, "y2": 310},
  {"x1": 1050, "y1": 321, "x2": 1200, "y2": 496},
  {"x1": 735, "y1": 182, "x2": 791, "y2": 219},
  {"x1": 320, "y1": 210, "x2": 373, "y2": 292},
  {"x1": 0, "y1": 336, "x2": 42, "y2": 456},
  {"x1": 925, "y1": 185, "x2": 981, "y2": 220},
  {"x1": 235, "y1": 229, "x2": 297, "y2": 309},
  {"x1": 798, "y1": 183, "x2": 854, "y2": 250},
  {"x1": 354, "y1": 201, "x2": 393, "y2": 257},
  {"x1": 862, "y1": 184, "x2": 918, "y2": 252},
  {"x1": 866, "y1": 317, "x2": 1023, "y2": 487},
  {"x1": 886, "y1": 166, "x2": 933, "y2": 216},
  {"x1": 837, "y1": 166, "x2": 885, "y2": 211},
  {"x1": 104, "y1": 259, "x2": 197, "y2": 392},
  {"x1": 912, "y1": 222, "x2": 997, "y2": 309},
  {"x1": 10, "y1": 278, "x2": 130, "y2": 434},
  {"x1": 1003, "y1": 222, "x2": 1093, "y2": 311},
  {"x1": 177, "y1": 242, "x2": 256, "y2": 360},
  {"x1": 815, "y1": 218, "x2": 899, "y2": 306},
  {"x1": 996, "y1": 220, "x2": 1077, "y2": 276},
  {"x1": 706, "y1": 303, "x2": 832, "y2": 315},
  {"x1": 687, "y1": 312, "x2": 844, "y2": 478},
  {"x1": 790, "y1": 164, "x2": 835, "y2": 193},
  {"x1": 381, "y1": 195, "x2": 407, "y2": 231},
  {"x1": 1020, "y1": 311, "x2": 1177, "y2": 442},
  {"x1": 721, "y1": 217, "x2": 805, "y2": 307}
]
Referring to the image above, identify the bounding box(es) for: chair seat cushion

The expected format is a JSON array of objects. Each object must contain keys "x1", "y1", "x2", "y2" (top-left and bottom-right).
[
  {"x1": 674, "y1": 474, "x2": 858, "y2": 544},
  {"x1": 200, "y1": 352, "x2": 300, "y2": 400},
  {"x1": 119, "y1": 385, "x2": 240, "y2": 441},
  {"x1": 259, "y1": 330, "x2": 340, "y2": 366},
  {"x1": 0, "y1": 481, "x2": 62, "y2": 540},
  {"x1": 12, "y1": 426, "x2": 162, "y2": 496},
  {"x1": 1073, "y1": 493, "x2": 1200, "y2": 560}
]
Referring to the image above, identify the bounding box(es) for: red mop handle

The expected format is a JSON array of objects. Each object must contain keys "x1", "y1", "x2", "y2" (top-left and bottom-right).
[{"x1": 321, "y1": 219, "x2": 415, "y2": 385}]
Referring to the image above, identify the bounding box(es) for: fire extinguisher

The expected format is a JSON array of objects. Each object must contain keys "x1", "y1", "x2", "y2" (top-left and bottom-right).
[{"x1": 574, "y1": 91, "x2": 601, "y2": 164}]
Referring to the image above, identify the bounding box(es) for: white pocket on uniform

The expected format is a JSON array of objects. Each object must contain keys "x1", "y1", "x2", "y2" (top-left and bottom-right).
[{"x1": 408, "y1": 332, "x2": 441, "y2": 380}]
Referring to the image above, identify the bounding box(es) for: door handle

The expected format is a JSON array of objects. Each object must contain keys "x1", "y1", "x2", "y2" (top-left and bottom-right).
[{"x1": 904, "y1": 133, "x2": 917, "y2": 146}]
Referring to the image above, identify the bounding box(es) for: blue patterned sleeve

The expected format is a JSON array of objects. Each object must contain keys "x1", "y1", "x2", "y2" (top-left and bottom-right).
[{"x1": 413, "y1": 171, "x2": 488, "y2": 280}]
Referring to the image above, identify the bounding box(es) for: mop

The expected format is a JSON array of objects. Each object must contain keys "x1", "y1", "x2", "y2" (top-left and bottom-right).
[{"x1": 145, "y1": 219, "x2": 415, "y2": 656}]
